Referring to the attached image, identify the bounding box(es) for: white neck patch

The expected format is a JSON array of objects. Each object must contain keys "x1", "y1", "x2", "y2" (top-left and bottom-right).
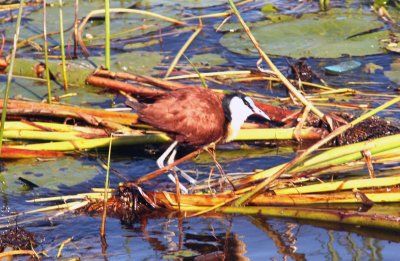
[{"x1": 225, "y1": 96, "x2": 255, "y2": 142}]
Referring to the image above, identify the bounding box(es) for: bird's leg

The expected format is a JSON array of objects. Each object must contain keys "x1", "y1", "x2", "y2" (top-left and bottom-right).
[
  {"x1": 156, "y1": 141, "x2": 178, "y2": 168},
  {"x1": 157, "y1": 141, "x2": 189, "y2": 194},
  {"x1": 167, "y1": 148, "x2": 197, "y2": 185}
]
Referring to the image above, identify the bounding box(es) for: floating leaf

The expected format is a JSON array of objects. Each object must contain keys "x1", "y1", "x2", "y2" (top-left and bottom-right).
[
  {"x1": 384, "y1": 58, "x2": 400, "y2": 84},
  {"x1": 324, "y1": 60, "x2": 362, "y2": 75},
  {"x1": 0, "y1": 157, "x2": 100, "y2": 192},
  {"x1": 91, "y1": 51, "x2": 164, "y2": 75},
  {"x1": 261, "y1": 4, "x2": 279, "y2": 14},
  {"x1": 220, "y1": 10, "x2": 389, "y2": 58}
]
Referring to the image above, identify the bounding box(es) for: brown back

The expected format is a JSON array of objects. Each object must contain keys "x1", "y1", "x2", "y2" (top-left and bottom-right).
[{"x1": 138, "y1": 88, "x2": 226, "y2": 146}]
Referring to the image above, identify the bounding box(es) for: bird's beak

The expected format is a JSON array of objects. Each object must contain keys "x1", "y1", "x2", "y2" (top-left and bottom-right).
[{"x1": 254, "y1": 107, "x2": 271, "y2": 121}]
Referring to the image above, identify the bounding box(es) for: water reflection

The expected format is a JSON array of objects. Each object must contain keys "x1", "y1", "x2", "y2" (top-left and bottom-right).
[{"x1": 102, "y1": 213, "x2": 399, "y2": 260}]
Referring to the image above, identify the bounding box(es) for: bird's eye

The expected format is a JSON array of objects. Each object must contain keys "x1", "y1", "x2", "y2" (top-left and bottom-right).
[
  {"x1": 242, "y1": 98, "x2": 251, "y2": 108},
  {"x1": 242, "y1": 98, "x2": 256, "y2": 113}
]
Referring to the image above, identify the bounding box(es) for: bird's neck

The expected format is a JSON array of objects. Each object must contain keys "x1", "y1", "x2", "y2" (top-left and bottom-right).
[{"x1": 224, "y1": 113, "x2": 248, "y2": 142}]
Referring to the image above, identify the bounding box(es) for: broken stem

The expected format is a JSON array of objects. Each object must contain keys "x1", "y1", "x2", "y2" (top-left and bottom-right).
[{"x1": 227, "y1": 0, "x2": 325, "y2": 120}]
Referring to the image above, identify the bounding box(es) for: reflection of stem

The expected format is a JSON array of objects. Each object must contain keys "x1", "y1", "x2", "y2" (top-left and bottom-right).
[
  {"x1": 345, "y1": 233, "x2": 362, "y2": 260},
  {"x1": 284, "y1": 223, "x2": 298, "y2": 254},
  {"x1": 250, "y1": 217, "x2": 306, "y2": 261},
  {"x1": 374, "y1": 238, "x2": 383, "y2": 260},
  {"x1": 364, "y1": 238, "x2": 377, "y2": 260},
  {"x1": 327, "y1": 231, "x2": 339, "y2": 261},
  {"x1": 178, "y1": 216, "x2": 183, "y2": 250},
  {"x1": 223, "y1": 218, "x2": 233, "y2": 258}
]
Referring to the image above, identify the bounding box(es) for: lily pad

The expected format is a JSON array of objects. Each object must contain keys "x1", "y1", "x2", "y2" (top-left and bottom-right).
[
  {"x1": 220, "y1": 10, "x2": 389, "y2": 58},
  {"x1": 384, "y1": 58, "x2": 400, "y2": 84},
  {"x1": 109, "y1": 51, "x2": 164, "y2": 75},
  {"x1": 0, "y1": 157, "x2": 100, "y2": 193},
  {"x1": 4, "y1": 1, "x2": 179, "y2": 49}
]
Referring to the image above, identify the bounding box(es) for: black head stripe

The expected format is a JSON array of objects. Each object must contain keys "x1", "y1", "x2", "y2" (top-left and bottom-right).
[
  {"x1": 222, "y1": 92, "x2": 255, "y2": 122},
  {"x1": 241, "y1": 97, "x2": 255, "y2": 113}
]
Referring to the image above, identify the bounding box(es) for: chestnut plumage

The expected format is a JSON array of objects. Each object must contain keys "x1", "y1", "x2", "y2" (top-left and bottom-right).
[
  {"x1": 139, "y1": 87, "x2": 225, "y2": 146},
  {"x1": 139, "y1": 87, "x2": 269, "y2": 145},
  {"x1": 137, "y1": 87, "x2": 270, "y2": 193}
]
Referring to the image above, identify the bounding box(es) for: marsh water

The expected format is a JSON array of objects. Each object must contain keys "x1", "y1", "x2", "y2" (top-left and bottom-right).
[{"x1": 1, "y1": 0, "x2": 400, "y2": 259}]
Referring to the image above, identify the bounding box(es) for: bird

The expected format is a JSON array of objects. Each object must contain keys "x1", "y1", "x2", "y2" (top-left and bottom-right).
[{"x1": 136, "y1": 87, "x2": 270, "y2": 193}]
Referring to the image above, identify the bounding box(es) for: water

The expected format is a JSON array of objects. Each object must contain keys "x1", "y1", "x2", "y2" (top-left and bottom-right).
[{"x1": 1, "y1": 0, "x2": 400, "y2": 259}]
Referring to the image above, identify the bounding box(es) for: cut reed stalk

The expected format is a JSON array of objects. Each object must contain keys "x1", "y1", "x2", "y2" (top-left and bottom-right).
[
  {"x1": 228, "y1": 0, "x2": 325, "y2": 120},
  {"x1": 10, "y1": 134, "x2": 170, "y2": 151},
  {"x1": 274, "y1": 176, "x2": 400, "y2": 195},
  {"x1": 234, "y1": 96, "x2": 400, "y2": 205}
]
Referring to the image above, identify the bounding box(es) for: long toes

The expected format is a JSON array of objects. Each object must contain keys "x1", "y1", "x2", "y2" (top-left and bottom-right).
[
  {"x1": 167, "y1": 173, "x2": 188, "y2": 194},
  {"x1": 156, "y1": 158, "x2": 165, "y2": 169},
  {"x1": 174, "y1": 168, "x2": 197, "y2": 185}
]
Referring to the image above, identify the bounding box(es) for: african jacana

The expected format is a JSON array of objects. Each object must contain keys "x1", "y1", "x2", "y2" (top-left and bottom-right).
[{"x1": 137, "y1": 87, "x2": 270, "y2": 193}]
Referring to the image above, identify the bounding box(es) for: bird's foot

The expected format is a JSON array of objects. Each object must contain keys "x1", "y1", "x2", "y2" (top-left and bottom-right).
[
  {"x1": 167, "y1": 173, "x2": 189, "y2": 194},
  {"x1": 173, "y1": 167, "x2": 197, "y2": 185}
]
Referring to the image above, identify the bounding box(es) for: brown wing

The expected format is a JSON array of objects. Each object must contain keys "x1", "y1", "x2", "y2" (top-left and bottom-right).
[{"x1": 138, "y1": 88, "x2": 225, "y2": 146}]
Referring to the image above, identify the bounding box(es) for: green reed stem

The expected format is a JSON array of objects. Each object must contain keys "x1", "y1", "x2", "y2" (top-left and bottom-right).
[
  {"x1": 101, "y1": 134, "x2": 113, "y2": 237},
  {"x1": 104, "y1": 0, "x2": 111, "y2": 69},
  {"x1": 165, "y1": 24, "x2": 202, "y2": 78},
  {"x1": 182, "y1": 54, "x2": 207, "y2": 88},
  {"x1": 59, "y1": 0, "x2": 68, "y2": 90},
  {"x1": 0, "y1": 0, "x2": 24, "y2": 153},
  {"x1": 43, "y1": 0, "x2": 52, "y2": 103}
]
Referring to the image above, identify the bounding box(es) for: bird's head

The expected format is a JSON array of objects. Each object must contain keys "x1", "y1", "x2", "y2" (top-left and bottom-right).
[{"x1": 222, "y1": 92, "x2": 270, "y2": 142}]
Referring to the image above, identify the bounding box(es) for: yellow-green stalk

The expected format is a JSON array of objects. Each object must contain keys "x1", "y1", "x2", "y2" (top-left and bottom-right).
[
  {"x1": 0, "y1": 0, "x2": 24, "y2": 153},
  {"x1": 182, "y1": 53, "x2": 207, "y2": 88},
  {"x1": 235, "y1": 95, "x2": 400, "y2": 206},
  {"x1": 58, "y1": 0, "x2": 68, "y2": 90},
  {"x1": 101, "y1": 134, "x2": 113, "y2": 237},
  {"x1": 104, "y1": 0, "x2": 111, "y2": 69},
  {"x1": 43, "y1": 0, "x2": 52, "y2": 103}
]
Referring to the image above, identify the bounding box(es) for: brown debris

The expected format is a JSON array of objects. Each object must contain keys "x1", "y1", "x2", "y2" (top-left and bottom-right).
[
  {"x1": 304, "y1": 112, "x2": 400, "y2": 145},
  {"x1": 82, "y1": 186, "x2": 157, "y2": 224},
  {"x1": 0, "y1": 225, "x2": 37, "y2": 252},
  {"x1": 289, "y1": 58, "x2": 314, "y2": 83},
  {"x1": 337, "y1": 115, "x2": 400, "y2": 145}
]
